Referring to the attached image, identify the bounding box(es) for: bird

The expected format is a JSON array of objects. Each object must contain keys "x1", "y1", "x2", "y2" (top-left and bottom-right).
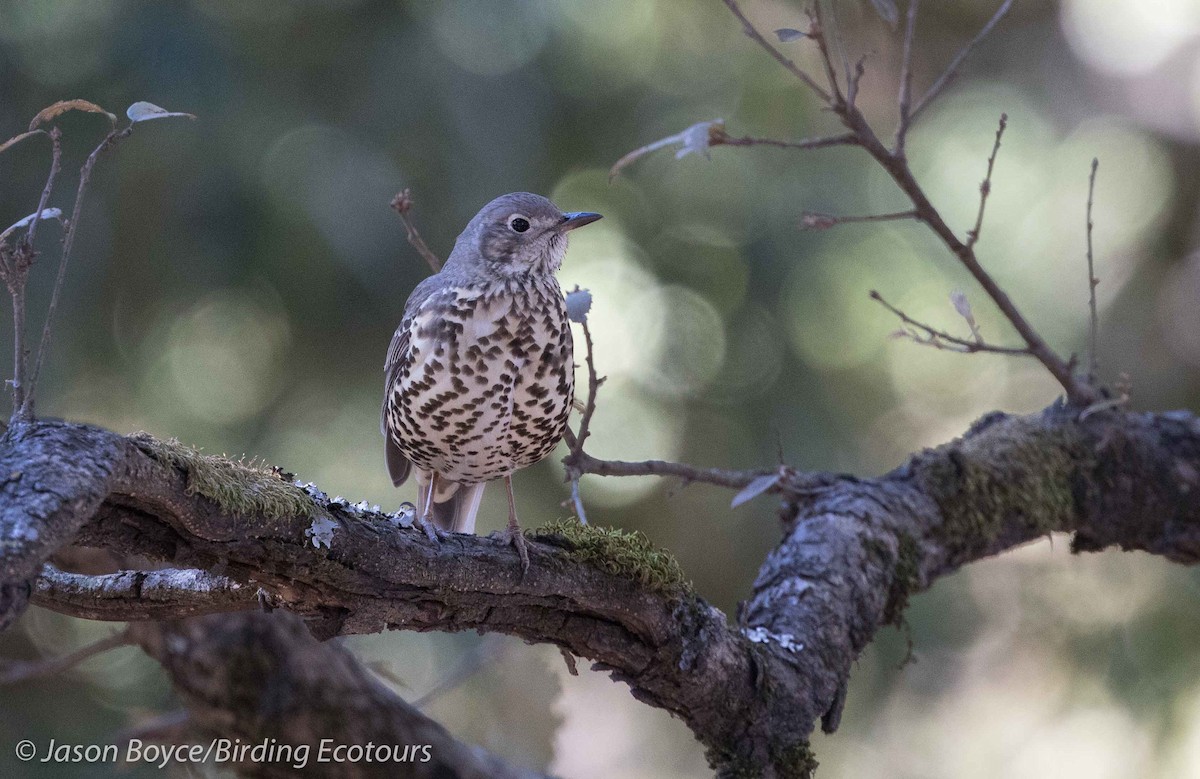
[{"x1": 382, "y1": 192, "x2": 602, "y2": 570}]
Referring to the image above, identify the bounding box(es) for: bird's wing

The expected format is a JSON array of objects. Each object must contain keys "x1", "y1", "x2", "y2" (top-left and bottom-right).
[{"x1": 382, "y1": 274, "x2": 447, "y2": 487}]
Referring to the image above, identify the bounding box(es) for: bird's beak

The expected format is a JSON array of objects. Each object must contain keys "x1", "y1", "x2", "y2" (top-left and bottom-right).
[{"x1": 558, "y1": 212, "x2": 603, "y2": 231}]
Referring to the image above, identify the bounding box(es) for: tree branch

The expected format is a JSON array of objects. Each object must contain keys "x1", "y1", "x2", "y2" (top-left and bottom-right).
[
  {"x1": 6, "y1": 406, "x2": 1199, "y2": 774},
  {"x1": 130, "y1": 611, "x2": 549, "y2": 779}
]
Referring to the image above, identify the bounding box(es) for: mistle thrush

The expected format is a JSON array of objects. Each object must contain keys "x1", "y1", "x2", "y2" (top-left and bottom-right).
[{"x1": 382, "y1": 192, "x2": 601, "y2": 568}]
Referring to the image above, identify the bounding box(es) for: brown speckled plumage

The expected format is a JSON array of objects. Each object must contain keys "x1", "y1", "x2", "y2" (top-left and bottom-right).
[{"x1": 382, "y1": 193, "x2": 600, "y2": 545}]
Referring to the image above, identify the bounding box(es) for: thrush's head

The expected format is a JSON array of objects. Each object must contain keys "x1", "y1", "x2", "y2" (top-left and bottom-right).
[{"x1": 452, "y1": 192, "x2": 601, "y2": 277}]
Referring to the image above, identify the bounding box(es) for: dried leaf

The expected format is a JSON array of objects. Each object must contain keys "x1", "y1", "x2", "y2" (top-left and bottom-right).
[
  {"x1": 950, "y1": 290, "x2": 981, "y2": 341},
  {"x1": 799, "y1": 212, "x2": 839, "y2": 231},
  {"x1": 0, "y1": 208, "x2": 63, "y2": 244},
  {"x1": 775, "y1": 28, "x2": 807, "y2": 42},
  {"x1": 29, "y1": 99, "x2": 116, "y2": 131},
  {"x1": 731, "y1": 473, "x2": 781, "y2": 508},
  {"x1": 565, "y1": 287, "x2": 593, "y2": 324},
  {"x1": 0, "y1": 130, "x2": 45, "y2": 156},
  {"x1": 126, "y1": 101, "x2": 196, "y2": 123},
  {"x1": 609, "y1": 119, "x2": 724, "y2": 181},
  {"x1": 868, "y1": 0, "x2": 900, "y2": 26}
]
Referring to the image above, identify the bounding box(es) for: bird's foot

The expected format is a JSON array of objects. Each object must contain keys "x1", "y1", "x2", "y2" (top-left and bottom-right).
[
  {"x1": 417, "y1": 513, "x2": 447, "y2": 543},
  {"x1": 498, "y1": 522, "x2": 530, "y2": 576}
]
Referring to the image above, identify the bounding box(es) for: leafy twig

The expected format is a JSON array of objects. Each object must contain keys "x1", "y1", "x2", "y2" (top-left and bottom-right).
[
  {"x1": 871, "y1": 290, "x2": 1028, "y2": 355},
  {"x1": 721, "y1": 0, "x2": 832, "y2": 102}
]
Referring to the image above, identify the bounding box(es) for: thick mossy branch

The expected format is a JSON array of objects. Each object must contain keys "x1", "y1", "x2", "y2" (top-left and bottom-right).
[
  {"x1": 532, "y1": 519, "x2": 691, "y2": 595},
  {"x1": 129, "y1": 433, "x2": 315, "y2": 520},
  {"x1": 907, "y1": 413, "x2": 1091, "y2": 556}
]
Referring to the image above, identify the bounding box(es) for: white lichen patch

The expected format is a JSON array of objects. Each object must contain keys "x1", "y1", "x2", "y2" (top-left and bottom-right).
[{"x1": 742, "y1": 626, "x2": 804, "y2": 652}]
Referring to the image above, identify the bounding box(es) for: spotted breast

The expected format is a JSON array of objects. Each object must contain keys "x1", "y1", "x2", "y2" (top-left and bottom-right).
[{"x1": 384, "y1": 275, "x2": 574, "y2": 485}]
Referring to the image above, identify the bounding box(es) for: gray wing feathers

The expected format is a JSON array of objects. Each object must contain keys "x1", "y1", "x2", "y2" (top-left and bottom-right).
[{"x1": 382, "y1": 274, "x2": 447, "y2": 488}]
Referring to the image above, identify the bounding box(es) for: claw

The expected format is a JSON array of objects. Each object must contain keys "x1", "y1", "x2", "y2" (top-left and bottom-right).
[
  {"x1": 499, "y1": 525, "x2": 530, "y2": 576},
  {"x1": 416, "y1": 512, "x2": 446, "y2": 543}
]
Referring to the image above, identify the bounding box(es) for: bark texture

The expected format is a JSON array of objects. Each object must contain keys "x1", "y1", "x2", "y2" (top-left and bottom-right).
[{"x1": 1, "y1": 405, "x2": 1198, "y2": 776}]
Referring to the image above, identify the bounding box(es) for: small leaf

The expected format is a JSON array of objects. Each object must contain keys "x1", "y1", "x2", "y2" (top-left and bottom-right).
[
  {"x1": 775, "y1": 28, "x2": 808, "y2": 42},
  {"x1": 609, "y1": 119, "x2": 724, "y2": 181},
  {"x1": 565, "y1": 287, "x2": 593, "y2": 324},
  {"x1": 126, "y1": 101, "x2": 196, "y2": 123},
  {"x1": 731, "y1": 473, "x2": 781, "y2": 508},
  {"x1": 675, "y1": 119, "x2": 720, "y2": 160},
  {"x1": 29, "y1": 99, "x2": 116, "y2": 131},
  {"x1": 0, "y1": 130, "x2": 45, "y2": 156},
  {"x1": 868, "y1": 0, "x2": 900, "y2": 26},
  {"x1": 950, "y1": 290, "x2": 982, "y2": 342},
  {"x1": 0, "y1": 208, "x2": 63, "y2": 244}
]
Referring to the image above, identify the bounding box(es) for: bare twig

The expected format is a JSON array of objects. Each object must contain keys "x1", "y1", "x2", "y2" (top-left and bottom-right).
[
  {"x1": 716, "y1": 131, "x2": 859, "y2": 151},
  {"x1": 800, "y1": 210, "x2": 919, "y2": 230},
  {"x1": 966, "y1": 114, "x2": 1007, "y2": 248},
  {"x1": 0, "y1": 626, "x2": 131, "y2": 685},
  {"x1": 871, "y1": 290, "x2": 1029, "y2": 355},
  {"x1": 25, "y1": 127, "x2": 62, "y2": 250},
  {"x1": 721, "y1": 0, "x2": 832, "y2": 103},
  {"x1": 390, "y1": 189, "x2": 441, "y2": 273},
  {"x1": 827, "y1": 0, "x2": 856, "y2": 106},
  {"x1": 908, "y1": 0, "x2": 1015, "y2": 125},
  {"x1": 1086, "y1": 158, "x2": 1100, "y2": 378},
  {"x1": 562, "y1": 311, "x2": 604, "y2": 522},
  {"x1": 895, "y1": 0, "x2": 919, "y2": 154},
  {"x1": 809, "y1": 4, "x2": 846, "y2": 103},
  {"x1": 25, "y1": 124, "x2": 135, "y2": 417}
]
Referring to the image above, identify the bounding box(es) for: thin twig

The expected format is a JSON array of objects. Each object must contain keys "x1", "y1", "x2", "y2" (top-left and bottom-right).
[
  {"x1": 908, "y1": 0, "x2": 1015, "y2": 125},
  {"x1": 800, "y1": 210, "x2": 919, "y2": 230},
  {"x1": 0, "y1": 627, "x2": 131, "y2": 685},
  {"x1": 25, "y1": 127, "x2": 62, "y2": 251},
  {"x1": 721, "y1": 0, "x2": 1093, "y2": 403},
  {"x1": 809, "y1": 3, "x2": 846, "y2": 104},
  {"x1": 8, "y1": 130, "x2": 62, "y2": 418},
  {"x1": 721, "y1": 0, "x2": 832, "y2": 103},
  {"x1": 570, "y1": 478, "x2": 588, "y2": 525},
  {"x1": 572, "y1": 319, "x2": 602, "y2": 453},
  {"x1": 966, "y1": 114, "x2": 1007, "y2": 248},
  {"x1": 25, "y1": 125, "x2": 134, "y2": 416},
  {"x1": 827, "y1": 0, "x2": 855, "y2": 106},
  {"x1": 1085, "y1": 158, "x2": 1100, "y2": 379},
  {"x1": 573, "y1": 451, "x2": 767, "y2": 489},
  {"x1": 390, "y1": 189, "x2": 441, "y2": 273},
  {"x1": 895, "y1": 0, "x2": 919, "y2": 155},
  {"x1": 716, "y1": 131, "x2": 859, "y2": 151},
  {"x1": 871, "y1": 290, "x2": 1029, "y2": 355}
]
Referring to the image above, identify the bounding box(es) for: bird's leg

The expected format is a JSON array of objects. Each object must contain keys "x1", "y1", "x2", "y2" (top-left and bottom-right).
[
  {"x1": 417, "y1": 472, "x2": 445, "y2": 543},
  {"x1": 500, "y1": 475, "x2": 530, "y2": 573}
]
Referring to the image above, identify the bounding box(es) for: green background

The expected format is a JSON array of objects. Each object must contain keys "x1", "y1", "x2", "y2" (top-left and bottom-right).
[{"x1": 2, "y1": 0, "x2": 1199, "y2": 776}]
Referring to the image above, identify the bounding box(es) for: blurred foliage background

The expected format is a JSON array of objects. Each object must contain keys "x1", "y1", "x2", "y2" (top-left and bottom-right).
[{"x1": 1, "y1": 0, "x2": 1200, "y2": 776}]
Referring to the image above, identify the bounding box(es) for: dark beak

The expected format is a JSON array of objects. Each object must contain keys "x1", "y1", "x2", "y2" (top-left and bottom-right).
[{"x1": 558, "y1": 211, "x2": 603, "y2": 231}]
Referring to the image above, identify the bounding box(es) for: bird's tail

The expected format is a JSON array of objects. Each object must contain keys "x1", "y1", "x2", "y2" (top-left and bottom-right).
[{"x1": 415, "y1": 471, "x2": 485, "y2": 534}]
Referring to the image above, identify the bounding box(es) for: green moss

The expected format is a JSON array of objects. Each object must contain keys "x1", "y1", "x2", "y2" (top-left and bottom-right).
[
  {"x1": 884, "y1": 532, "x2": 920, "y2": 625},
  {"x1": 130, "y1": 433, "x2": 315, "y2": 520},
  {"x1": 912, "y1": 419, "x2": 1088, "y2": 554},
  {"x1": 532, "y1": 520, "x2": 690, "y2": 595}
]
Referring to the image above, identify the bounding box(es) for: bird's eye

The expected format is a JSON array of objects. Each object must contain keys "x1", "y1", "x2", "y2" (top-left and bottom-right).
[{"x1": 509, "y1": 216, "x2": 530, "y2": 233}]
